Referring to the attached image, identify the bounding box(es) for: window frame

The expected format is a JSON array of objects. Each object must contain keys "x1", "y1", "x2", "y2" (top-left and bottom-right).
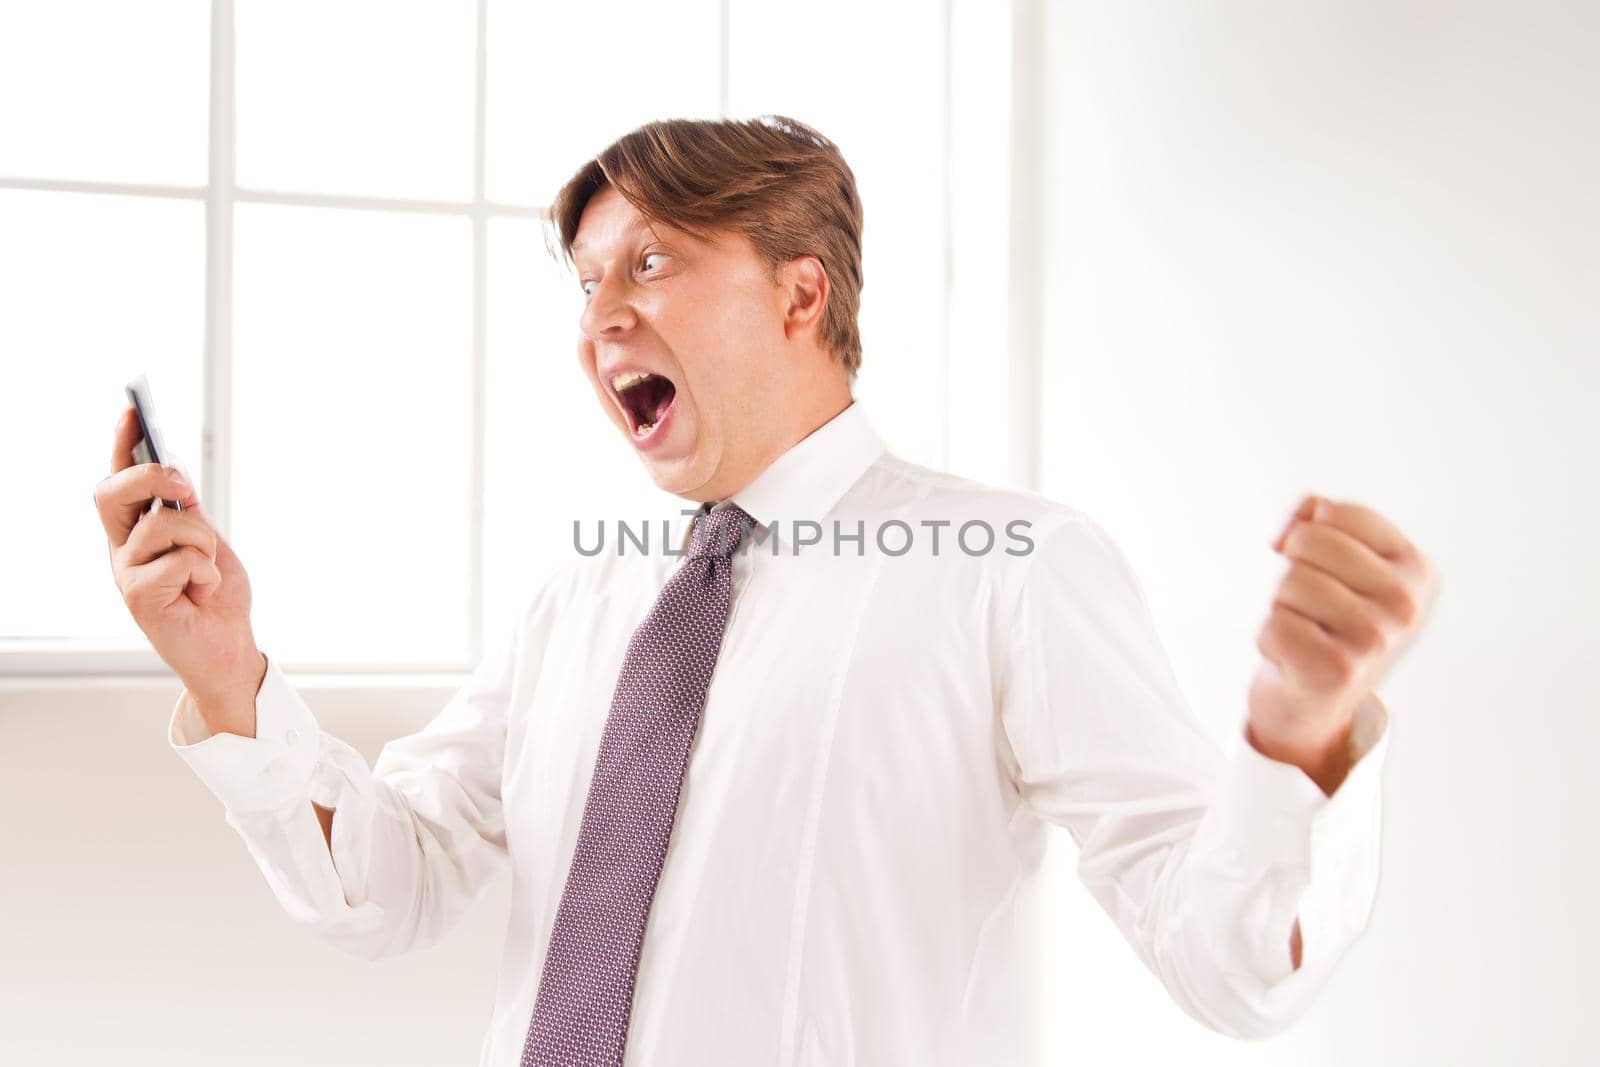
[{"x1": 0, "y1": 0, "x2": 1046, "y2": 681}]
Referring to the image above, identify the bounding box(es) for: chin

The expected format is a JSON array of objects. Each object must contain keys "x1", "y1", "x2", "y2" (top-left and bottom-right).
[
  {"x1": 646, "y1": 461, "x2": 707, "y2": 500},
  {"x1": 643, "y1": 444, "x2": 722, "y2": 501}
]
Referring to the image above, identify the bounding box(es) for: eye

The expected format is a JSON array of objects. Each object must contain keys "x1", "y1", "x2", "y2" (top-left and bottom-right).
[{"x1": 579, "y1": 252, "x2": 666, "y2": 298}]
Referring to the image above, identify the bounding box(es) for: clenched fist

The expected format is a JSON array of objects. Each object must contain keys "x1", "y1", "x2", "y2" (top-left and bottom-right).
[
  {"x1": 93, "y1": 406, "x2": 266, "y2": 737},
  {"x1": 1249, "y1": 493, "x2": 1439, "y2": 794}
]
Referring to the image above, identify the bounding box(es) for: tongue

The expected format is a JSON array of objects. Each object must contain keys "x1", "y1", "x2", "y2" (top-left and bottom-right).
[{"x1": 640, "y1": 377, "x2": 675, "y2": 424}]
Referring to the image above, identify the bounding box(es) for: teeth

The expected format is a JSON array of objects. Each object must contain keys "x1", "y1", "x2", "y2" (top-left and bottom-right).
[
  {"x1": 633, "y1": 421, "x2": 655, "y2": 437},
  {"x1": 611, "y1": 370, "x2": 654, "y2": 393}
]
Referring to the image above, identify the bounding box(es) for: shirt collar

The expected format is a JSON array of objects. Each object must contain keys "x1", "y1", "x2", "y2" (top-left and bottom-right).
[{"x1": 678, "y1": 399, "x2": 886, "y2": 552}]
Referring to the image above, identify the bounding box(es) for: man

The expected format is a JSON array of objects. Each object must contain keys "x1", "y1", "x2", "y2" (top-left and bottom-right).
[{"x1": 96, "y1": 115, "x2": 1436, "y2": 1065}]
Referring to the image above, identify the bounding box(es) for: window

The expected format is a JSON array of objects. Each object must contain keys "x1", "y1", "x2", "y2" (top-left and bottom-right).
[{"x1": 1, "y1": 0, "x2": 1028, "y2": 676}]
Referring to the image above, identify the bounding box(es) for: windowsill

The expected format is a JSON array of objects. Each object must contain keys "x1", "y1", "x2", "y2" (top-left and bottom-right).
[
  {"x1": 0, "y1": 671, "x2": 472, "y2": 692},
  {"x1": 0, "y1": 640, "x2": 477, "y2": 687}
]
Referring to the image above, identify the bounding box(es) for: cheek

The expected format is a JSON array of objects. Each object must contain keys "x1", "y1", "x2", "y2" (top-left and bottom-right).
[
  {"x1": 577, "y1": 339, "x2": 606, "y2": 397},
  {"x1": 575, "y1": 339, "x2": 617, "y2": 417},
  {"x1": 669, "y1": 271, "x2": 771, "y2": 336},
  {"x1": 666, "y1": 281, "x2": 774, "y2": 373},
  {"x1": 645, "y1": 277, "x2": 773, "y2": 426}
]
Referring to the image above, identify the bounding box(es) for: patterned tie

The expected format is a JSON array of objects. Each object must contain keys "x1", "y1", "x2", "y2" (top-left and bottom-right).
[{"x1": 521, "y1": 502, "x2": 754, "y2": 1067}]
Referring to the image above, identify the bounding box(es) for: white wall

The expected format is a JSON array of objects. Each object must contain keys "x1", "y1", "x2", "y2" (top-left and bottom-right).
[
  {"x1": 1032, "y1": 2, "x2": 1597, "y2": 1065},
  {"x1": 0, "y1": 682, "x2": 509, "y2": 1064}
]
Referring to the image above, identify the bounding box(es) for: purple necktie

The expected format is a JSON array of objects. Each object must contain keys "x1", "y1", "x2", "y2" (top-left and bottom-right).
[{"x1": 521, "y1": 502, "x2": 754, "y2": 1067}]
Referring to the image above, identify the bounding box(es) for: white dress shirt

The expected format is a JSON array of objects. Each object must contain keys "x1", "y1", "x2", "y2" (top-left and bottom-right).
[{"x1": 169, "y1": 399, "x2": 1390, "y2": 1066}]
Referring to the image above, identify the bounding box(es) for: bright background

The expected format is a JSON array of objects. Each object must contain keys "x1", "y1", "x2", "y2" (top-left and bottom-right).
[{"x1": 2, "y1": 1, "x2": 1595, "y2": 1065}]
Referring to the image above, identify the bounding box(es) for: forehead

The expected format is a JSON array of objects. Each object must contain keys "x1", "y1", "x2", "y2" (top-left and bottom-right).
[
  {"x1": 569, "y1": 184, "x2": 732, "y2": 262},
  {"x1": 570, "y1": 186, "x2": 652, "y2": 255}
]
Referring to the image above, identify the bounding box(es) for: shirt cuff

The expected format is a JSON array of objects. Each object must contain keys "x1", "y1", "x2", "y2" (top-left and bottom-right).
[
  {"x1": 167, "y1": 651, "x2": 322, "y2": 815},
  {"x1": 1214, "y1": 690, "x2": 1392, "y2": 984}
]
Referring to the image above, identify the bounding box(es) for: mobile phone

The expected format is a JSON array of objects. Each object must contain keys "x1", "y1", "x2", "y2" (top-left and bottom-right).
[{"x1": 124, "y1": 374, "x2": 185, "y2": 512}]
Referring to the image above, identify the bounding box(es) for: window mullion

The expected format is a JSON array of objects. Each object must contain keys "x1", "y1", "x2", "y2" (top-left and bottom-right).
[
  {"x1": 203, "y1": 0, "x2": 237, "y2": 536},
  {"x1": 718, "y1": 0, "x2": 730, "y2": 117},
  {"x1": 1007, "y1": 0, "x2": 1043, "y2": 492},
  {"x1": 468, "y1": 0, "x2": 489, "y2": 665}
]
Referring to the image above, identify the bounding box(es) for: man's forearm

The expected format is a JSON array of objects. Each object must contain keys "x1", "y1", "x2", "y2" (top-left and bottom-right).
[{"x1": 313, "y1": 802, "x2": 334, "y2": 853}]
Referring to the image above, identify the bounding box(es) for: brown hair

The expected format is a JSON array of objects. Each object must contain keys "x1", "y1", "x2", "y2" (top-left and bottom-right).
[{"x1": 544, "y1": 115, "x2": 865, "y2": 378}]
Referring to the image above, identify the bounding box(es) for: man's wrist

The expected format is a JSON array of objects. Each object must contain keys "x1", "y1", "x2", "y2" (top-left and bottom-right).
[
  {"x1": 1245, "y1": 706, "x2": 1357, "y2": 796},
  {"x1": 192, "y1": 649, "x2": 268, "y2": 739}
]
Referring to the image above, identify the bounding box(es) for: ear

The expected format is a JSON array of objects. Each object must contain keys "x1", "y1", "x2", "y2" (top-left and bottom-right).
[{"x1": 781, "y1": 255, "x2": 830, "y2": 344}]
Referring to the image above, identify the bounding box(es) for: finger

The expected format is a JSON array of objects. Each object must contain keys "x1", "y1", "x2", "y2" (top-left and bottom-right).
[
  {"x1": 1280, "y1": 518, "x2": 1407, "y2": 606},
  {"x1": 94, "y1": 462, "x2": 199, "y2": 549},
  {"x1": 1257, "y1": 602, "x2": 1356, "y2": 693},
  {"x1": 185, "y1": 549, "x2": 224, "y2": 604},
  {"x1": 1273, "y1": 560, "x2": 1387, "y2": 652},
  {"x1": 1271, "y1": 494, "x2": 1319, "y2": 553},
  {"x1": 121, "y1": 504, "x2": 219, "y2": 569},
  {"x1": 1308, "y1": 496, "x2": 1412, "y2": 562},
  {"x1": 122, "y1": 545, "x2": 219, "y2": 613}
]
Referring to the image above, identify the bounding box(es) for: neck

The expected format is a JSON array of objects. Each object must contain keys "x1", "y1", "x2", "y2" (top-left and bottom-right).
[{"x1": 709, "y1": 376, "x2": 853, "y2": 503}]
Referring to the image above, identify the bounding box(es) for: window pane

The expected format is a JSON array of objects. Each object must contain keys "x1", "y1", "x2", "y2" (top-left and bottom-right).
[
  {"x1": 483, "y1": 219, "x2": 681, "y2": 642},
  {"x1": 233, "y1": 204, "x2": 473, "y2": 666},
  {"x1": 0, "y1": 1, "x2": 209, "y2": 184},
  {"x1": 485, "y1": 0, "x2": 721, "y2": 205},
  {"x1": 236, "y1": 0, "x2": 474, "y2": 200},
  {"x1": 0, "y1": 190, "x2": 204, "y2": 641},
  {"x1": 727, "y1": 0, "x2": 948, "y2": 470}
]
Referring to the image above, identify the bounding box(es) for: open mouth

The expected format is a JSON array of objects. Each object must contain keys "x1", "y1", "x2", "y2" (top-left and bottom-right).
[{"x1": 611, "y1": 370, "x2": 678, "y2": 439}]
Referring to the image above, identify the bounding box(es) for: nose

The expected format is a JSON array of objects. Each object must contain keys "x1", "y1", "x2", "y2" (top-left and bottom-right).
[{"x1": 579, "y1": 272, "x2": 638, "y2": 340}]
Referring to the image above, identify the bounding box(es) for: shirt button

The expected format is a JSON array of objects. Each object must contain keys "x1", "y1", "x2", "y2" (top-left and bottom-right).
[{"x1": 285, "y1": 728, "x2": 300, "y2": 747}]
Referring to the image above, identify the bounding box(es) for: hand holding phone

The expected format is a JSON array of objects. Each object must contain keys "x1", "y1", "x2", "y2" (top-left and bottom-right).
[{"x1": 95, "y1": 377, "x2": 266, "y2": 736}]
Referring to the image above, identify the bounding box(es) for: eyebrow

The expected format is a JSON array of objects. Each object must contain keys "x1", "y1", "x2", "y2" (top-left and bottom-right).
[{"x1": 570, "y1": 217, "x2": 655, "y2": 257}]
